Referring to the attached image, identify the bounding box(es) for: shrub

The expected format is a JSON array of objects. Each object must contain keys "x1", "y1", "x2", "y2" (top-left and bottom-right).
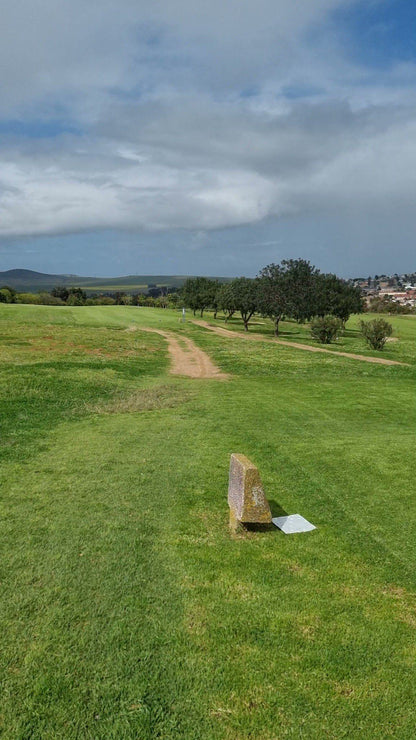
[
  {"x1": 360, "y1": 318, "x2": 393, "y2": 350},
  {"x1": 16, "y1": 292, "x2": 42, "y2": 304},
  {"x1": 310, "y1": 315, "x2": 343, "y2": 344},
  {"x1": 38, "y1": 293, "x2": 65, "y2": 305},
  {"x1": 94, "y1": 296, "x2": 116, "y2": 305}
]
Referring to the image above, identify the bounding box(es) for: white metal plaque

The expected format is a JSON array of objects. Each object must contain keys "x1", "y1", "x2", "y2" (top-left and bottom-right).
[{"x1": 272, "y1": 514, "x2": 316, "y2": 534}]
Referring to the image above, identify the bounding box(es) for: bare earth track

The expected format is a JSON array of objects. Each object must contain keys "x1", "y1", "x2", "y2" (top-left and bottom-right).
[
  {"x1": 192, "y1": 320, "x2": 408, "y2": 367},
  {"x1": 139, "y1": 327, "x2": 227, "y2": 379}
]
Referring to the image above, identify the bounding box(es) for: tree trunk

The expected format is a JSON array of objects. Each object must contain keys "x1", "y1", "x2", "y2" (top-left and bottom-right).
[{"x1": 274, "y1": 317, "x2": 281, "y2": 335}]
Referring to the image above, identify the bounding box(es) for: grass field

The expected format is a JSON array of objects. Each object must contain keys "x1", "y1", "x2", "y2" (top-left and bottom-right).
[
  {"x1": 197, "y1": 311, "x2": 416, "y2": 365},
  {"x1": 80, "y1": 284, "x2": 150, "y2": 293},
  {"x1": 1, "y1": 305, "x2": 415, "y2": 739}
]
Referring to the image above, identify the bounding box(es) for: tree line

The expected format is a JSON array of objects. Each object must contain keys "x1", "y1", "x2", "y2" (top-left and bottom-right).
[
  {"x1": 3, "y1": 257, "x2": 413, "y2": 325},
  {"x1": 0, "y1": 285, "x2": 182, "y2": 308},
  {"x1": 181, "y1": 259, "x2": 364, "y2": 334}
]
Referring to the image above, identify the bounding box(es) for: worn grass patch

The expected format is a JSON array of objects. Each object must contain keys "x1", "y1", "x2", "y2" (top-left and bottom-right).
[{"x1": 85, "y1": 384, "x2": 191, "y2": 415}]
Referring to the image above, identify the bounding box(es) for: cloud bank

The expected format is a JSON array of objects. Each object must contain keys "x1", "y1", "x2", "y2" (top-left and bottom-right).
[{"x1": 0, "y1": 0, "x2": 415, "y2": 273}]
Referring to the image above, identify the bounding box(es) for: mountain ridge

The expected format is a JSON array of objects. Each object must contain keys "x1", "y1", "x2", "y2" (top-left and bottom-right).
[{"x1": 0, "y1": 269, "x2": 231, "y2": 293}]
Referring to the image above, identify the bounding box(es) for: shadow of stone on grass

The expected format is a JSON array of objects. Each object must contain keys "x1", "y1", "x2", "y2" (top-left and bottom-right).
[{"x1": 242, "y1": 500, "x2": 288, "y2": 533}]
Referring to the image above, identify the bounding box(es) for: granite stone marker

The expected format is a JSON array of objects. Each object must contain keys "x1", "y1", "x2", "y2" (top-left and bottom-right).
[{"x1": 228, "y1": 453, "x2": 272, "y2": 531}]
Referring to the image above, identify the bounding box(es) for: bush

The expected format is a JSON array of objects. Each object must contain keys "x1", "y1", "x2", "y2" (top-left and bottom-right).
[
  {"x1": 38, "y1": 293, "x2": 65, "y2": 305},
  {"x1": 360, "y1": 318, "x2": 393, "y2": 350},
  {"x1": 16, "y1": 292, "x2": 42, "y2": 304},
  {"x1": 94, "y1": 296, "x2": 116, "y2": 305},
  {"x1": 16, "y1": 292, "x2": 65, "y2": 305},
  {"x1": 310, "y1": 315, "x2": 343, "y2": 344}
]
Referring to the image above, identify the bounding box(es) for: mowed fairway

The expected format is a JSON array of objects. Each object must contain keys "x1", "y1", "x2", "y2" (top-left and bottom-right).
[{"x1": 1, "y1": 305, "x2": 416, "y2": 739}]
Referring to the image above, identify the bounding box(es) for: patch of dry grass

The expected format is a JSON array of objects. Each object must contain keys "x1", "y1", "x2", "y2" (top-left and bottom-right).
[{"x1": 85, "y1": 384, "x2": 190, "y2": 415}]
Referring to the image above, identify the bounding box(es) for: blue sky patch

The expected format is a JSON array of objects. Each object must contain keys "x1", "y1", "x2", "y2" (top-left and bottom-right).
[
  {"x1": 332, "y1": 0, "x2": 416, "y2": 68},
  {"x1": 0, "y1": 119, "x2": 82, "y2": 139}
]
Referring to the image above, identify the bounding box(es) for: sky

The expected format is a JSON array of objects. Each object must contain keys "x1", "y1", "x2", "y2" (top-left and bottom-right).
[{"x1": 0, "y1": 0, "x2": 415, "y2": 278}]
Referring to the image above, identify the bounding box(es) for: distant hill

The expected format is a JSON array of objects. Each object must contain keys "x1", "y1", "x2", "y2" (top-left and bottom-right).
[{"x1": 0, "y1": 269, "x2": 232, "y2": 294}]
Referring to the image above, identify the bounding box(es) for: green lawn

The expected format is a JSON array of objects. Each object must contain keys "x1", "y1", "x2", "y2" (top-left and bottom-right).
[
  {"x1": 81, "y1": 284, "x2": 150, "y2": 292},
  {"x1": 197, "y1": 310, "x2": 416, "y2": 365},
  {"x1": 1, "y1": 305, "x2": 416, "y2": 739}
]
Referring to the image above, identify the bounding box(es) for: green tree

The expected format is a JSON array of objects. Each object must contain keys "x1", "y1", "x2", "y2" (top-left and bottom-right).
[
  {"x1": 66, "y1": 288, "x2": 86, "y2": 306},
  {"x1": 167, "y1": 292, "x2": 181, "y2": 308},
  {"x1": 281, "y1": 259, "x2": 321, "y2": 322},
  {"x1": 229, "y1": 277, "x2": 259, "y2": 331},
  {"x1": 217, "y1": 283, "x2": 237, "y2": 322},
  {"x1": 66, "y1": 287, "x2": 86, "y2": 305},
  {"x1": 258, "y1": 259, "x2": 365, "y2": 334},
  {"x1": 155, "y1": 292, "x2": 169, "y2": 308},
  {"x1": 0, "y1": 286, "x2": 17, "y2": 303},
  {"x1": 258, "y1": 259, "x2": 321, "y2": 333},
  {"x1": 181, "y1": 277, "x2": 218, "y2": 317},
  {"x1": 143, "y1": 295, "x2": 156, "y2": 307},
  {"x1": 316, "y1": 274, "x2": 364, "y2": 324},
  {"x1": 209, "y1": 280, "x2": 222, "y2": 318},
  {"x1": 51, "y1": 286, "x2": 69, "y2": 301},
  {"x1": 114, "y1": 291, "x2": 126, "y2": 305},
  {"x1": 181, "y1": 277, "x2": 202, "y2": 315},
  {"x1": 257, "y1": 263, "x2": 287, "y2": 335}
]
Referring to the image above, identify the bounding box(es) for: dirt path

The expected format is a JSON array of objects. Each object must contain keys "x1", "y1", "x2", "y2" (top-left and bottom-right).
[
  {"x1": 139, "y1": 327, "x2": 227, "y2": 379},
  {"x1": 192, "y1": 320, "x2": 409, "y2": 367}
]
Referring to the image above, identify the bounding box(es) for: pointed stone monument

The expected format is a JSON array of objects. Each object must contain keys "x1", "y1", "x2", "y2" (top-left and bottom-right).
[{"x1": 228, "y1": 453, "x2": 272, "y2": 531}]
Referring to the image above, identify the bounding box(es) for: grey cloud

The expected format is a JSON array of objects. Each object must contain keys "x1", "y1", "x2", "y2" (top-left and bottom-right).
[
  {"x1": 0, "y1": 0, "x2": 415, "y2": 276},
  {"x1": 1, "y1": 91, "x2": 416, "y2": 237},
  {"x1": 0, "y1": 0, "x2": 354, "y2": 116}
]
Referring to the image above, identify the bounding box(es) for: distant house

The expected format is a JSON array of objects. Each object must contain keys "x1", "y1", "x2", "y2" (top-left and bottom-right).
[{"x1": 378, "y1": 290, "x2": 416, "y2": 307}]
